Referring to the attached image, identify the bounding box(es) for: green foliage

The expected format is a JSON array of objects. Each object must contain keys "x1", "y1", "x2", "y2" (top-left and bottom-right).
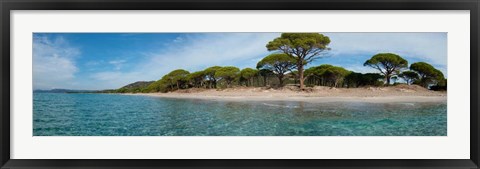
[
  {"x1": 266, "y1": 33, "x2": 331, "y2": 55},
  {"x1": 430, "y1": 79, "x2": 447, "y2": 91},
  {"x1": 164, "y1": 69, "x2": 190, "y2": 81},
  {"x1": 106, "y1": 33, "x2": 447, "y2": 92},
  {"x1": 258, "y1": 68, "x2": 274, "y2": 86},
  {"x1": 344, "y1": 72, "x2": 362, "y2": 88},
  {"x1": 116, "y1": 81, "x2": 154, "y2": 93},
  {"x1": 257, "y1": 53, "x2": 296, "y2": 86},
  {"x1": 324, "y1": 67, "x2": 351, "y2": 87},
  {"x1": 399, "y1": 71, "x2": 419, "y2": 85},
  {"x1": 144, "y1": 80, "x2": 170, "y2": 93},
  {"x1": 204, "y1": 66, "x2": 222, "y2": 78},
  {"x1": 305, "y1": 64, "x2": 334, "y2": 77},
  {"x1": 187, "y1": 71, "x2": 206, "y2": 88},
  {"x1": 362, "y1": 73, "x2": 385, "y2": 86},
  {"x1": 204, "y1": 66, "x2": 222, "y2": 88},
  {"x1": 410, "y1": 62, "x2": 445, "y2": 88},
  {"x1": 96, "y1": 89, "x2": 118, "y2": 93},
  {"x1": 161, "y1": 69, "x2": 190, "y2": 90},
  {"x1": 324, "y1": 66, "x2": 351, "y2": 77},
  {"x1": 266, "y1": 33, "x2": 331, "y2": 89},
  {"x1": 215, "y1": 66, "x2": 240, "y2": 87},
  {"x1": 258, "y1": 68, "x2": 273, "y2": 77},
  {"x1": 305, "y1": 64, "x2": 351, "y2": 87},
  {"x1": 240, "y1": 68, "x2": 258, "y2": 79},
  {"x1": 364, "y1": 53, "x2": 408, "y2": 85},
  {"x1": 345, "y1": 73, "x2": 384, "y2": 87},
  {"x1": 256, "y1": 53, "x2": 296, "y2": 70},
  {"x1": 240, "y1": 68, "x2": 258, "y2": 87}
]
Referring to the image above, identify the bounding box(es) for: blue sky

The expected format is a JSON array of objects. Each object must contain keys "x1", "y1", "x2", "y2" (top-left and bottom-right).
[{"x1": 33, "y1": 32, "x2": 447, "y2": 90}]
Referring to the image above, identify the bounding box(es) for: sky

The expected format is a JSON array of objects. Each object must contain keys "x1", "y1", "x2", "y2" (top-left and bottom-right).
[{"x1": 33, "y1": 32, "x2": 447, "y2": 90}]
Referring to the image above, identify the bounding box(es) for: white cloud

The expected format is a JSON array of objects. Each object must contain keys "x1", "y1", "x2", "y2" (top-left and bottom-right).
[
  {"x1": 85, "y1": 60, "x2": 101, "y2": 66},
  {"x1": 173, "y1": 36, "x2": 184, "y2": 43},
  {"x1": 324, "y1": 33, "x2": 448, "y2": 66},
  {"x1": 89, "y1": 71, "x2": 147, "y2": 89},
  {"x1": 33, "y1": 35, "x2": 79, "y2": 89},
  {"x1": 108, "y1": 59, "x2": 126, "y2": 70},
  {"x1": 91, "y1": 33, "x2": 279, "y2": 88},
  {"x1": 345, "y1": 64, "x2": 379, "y2": 74},
  {"x1": 154, "y1": 33, "x2": 278, "y2": 69},
  {"x1": 45, "y1": 32, "x2": 447, "y2": 90},
  {"x1": 90, "y1": 71, "x2": 123, "y2": 81}
]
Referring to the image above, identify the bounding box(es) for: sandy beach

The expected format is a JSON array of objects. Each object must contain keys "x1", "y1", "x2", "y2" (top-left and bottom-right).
[{"x1": 125, "y1": 84, "x2": 447, "y2": 103}]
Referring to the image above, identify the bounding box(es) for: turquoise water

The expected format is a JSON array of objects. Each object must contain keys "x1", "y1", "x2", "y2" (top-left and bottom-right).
[{"x1": 33, "y1": 93, "x2": 447, "y2": 136}]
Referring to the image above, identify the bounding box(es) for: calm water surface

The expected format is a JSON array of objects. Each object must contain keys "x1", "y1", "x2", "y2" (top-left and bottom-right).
[{"x1": 33, "y1": 93, "x2": 447, "y2": 136}]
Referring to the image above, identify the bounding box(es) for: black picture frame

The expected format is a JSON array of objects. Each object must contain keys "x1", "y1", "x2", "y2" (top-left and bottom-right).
[{"x1": 1, "y1": 0, "x2": 479, "y2": 168}]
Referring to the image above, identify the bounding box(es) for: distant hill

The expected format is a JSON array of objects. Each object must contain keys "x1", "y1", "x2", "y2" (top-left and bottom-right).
[
  {"x1": 34, "y1": 81, "x2": 155, "y2": 94},
  {"x1": 33, "y1": 89, "x2": 98, "y2": 93},
  {"x1": 116, "y1": 81, "x2": 155, "y2": 93},
  {"x1": 120, "y1": 81, "x2": 155, "y2": 89}
]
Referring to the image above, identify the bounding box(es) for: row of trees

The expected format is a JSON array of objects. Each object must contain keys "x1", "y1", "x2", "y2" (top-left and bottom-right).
[
  {"x1": 363, "y1": 53, "x2": 446, "y2": 88},
  {"x1": 141, "y1": 65, "x2": 274, "y2": 93},
  {"x1": 119, "y1": 57, "x2": 445, "y2": 93},
  {"x1": 114, "y1": 33, "x2": 447, "y2": 93},
  {"x1": 303, "y1": 60, "x2": 445, "y2": 89}
]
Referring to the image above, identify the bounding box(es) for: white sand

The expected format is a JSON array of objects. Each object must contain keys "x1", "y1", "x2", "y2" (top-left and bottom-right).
[{"x1": 125, "y1": 85, "x2": 447, "y2": 103}]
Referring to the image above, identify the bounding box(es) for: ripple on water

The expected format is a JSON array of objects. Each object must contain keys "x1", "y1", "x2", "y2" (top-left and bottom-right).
[{"x1": 33, "y1": 93, "x2": 447, "y2": 136}]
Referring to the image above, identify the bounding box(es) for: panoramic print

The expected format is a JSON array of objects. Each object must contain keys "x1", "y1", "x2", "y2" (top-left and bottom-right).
[{"x1": 33, "y1": 33, "x2": 447, "y2": 136}]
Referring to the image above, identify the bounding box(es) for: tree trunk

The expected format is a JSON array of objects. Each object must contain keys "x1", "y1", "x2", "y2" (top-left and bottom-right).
[
  {"x1": 422, "y1": 79, "x2": 428, "y2": 88},
  {"x1": 293, "y1": 74, "x2": 298, "y2": 85},
  {"x1": 263, "y1": 76, "x2": 267, "y2": 86},
  {"x1": 278, "y1": 75, "x2": 284, "y2": 87},
  {"x1": 298, "y1": 64, "x2": 305, "y2": 90},
  {"x1": 385, "y1": 74, "x2": 391, "y2": 86}
]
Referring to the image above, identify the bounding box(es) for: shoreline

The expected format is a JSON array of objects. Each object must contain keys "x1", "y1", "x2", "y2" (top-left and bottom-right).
[
  {"x1": 124, "y1": 92, "x2": 447, "y2": 103},
  {"x1": 105, "y1": 85, "x2": 447, "y2": 103}
]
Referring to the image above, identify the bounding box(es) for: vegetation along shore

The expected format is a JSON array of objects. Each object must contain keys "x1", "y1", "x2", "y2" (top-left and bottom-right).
[{"x1": 97, "y1": 33, "x2": 446, "y2": 100}]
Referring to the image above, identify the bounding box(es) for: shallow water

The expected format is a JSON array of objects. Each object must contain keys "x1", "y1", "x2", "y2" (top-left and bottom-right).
[{"x1": 33, "y1": 93, "x2": 447, "y2": 136}]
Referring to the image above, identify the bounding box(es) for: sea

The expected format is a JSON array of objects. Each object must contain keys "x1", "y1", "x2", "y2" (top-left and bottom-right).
[{"x1": 33, "y1": 93, "x2": 447, "y2": 136}]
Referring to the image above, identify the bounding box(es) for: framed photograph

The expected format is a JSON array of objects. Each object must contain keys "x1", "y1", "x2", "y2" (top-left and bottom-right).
[{"x1": 1, "y1": 0, "x2": 479, "y2": 168}]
